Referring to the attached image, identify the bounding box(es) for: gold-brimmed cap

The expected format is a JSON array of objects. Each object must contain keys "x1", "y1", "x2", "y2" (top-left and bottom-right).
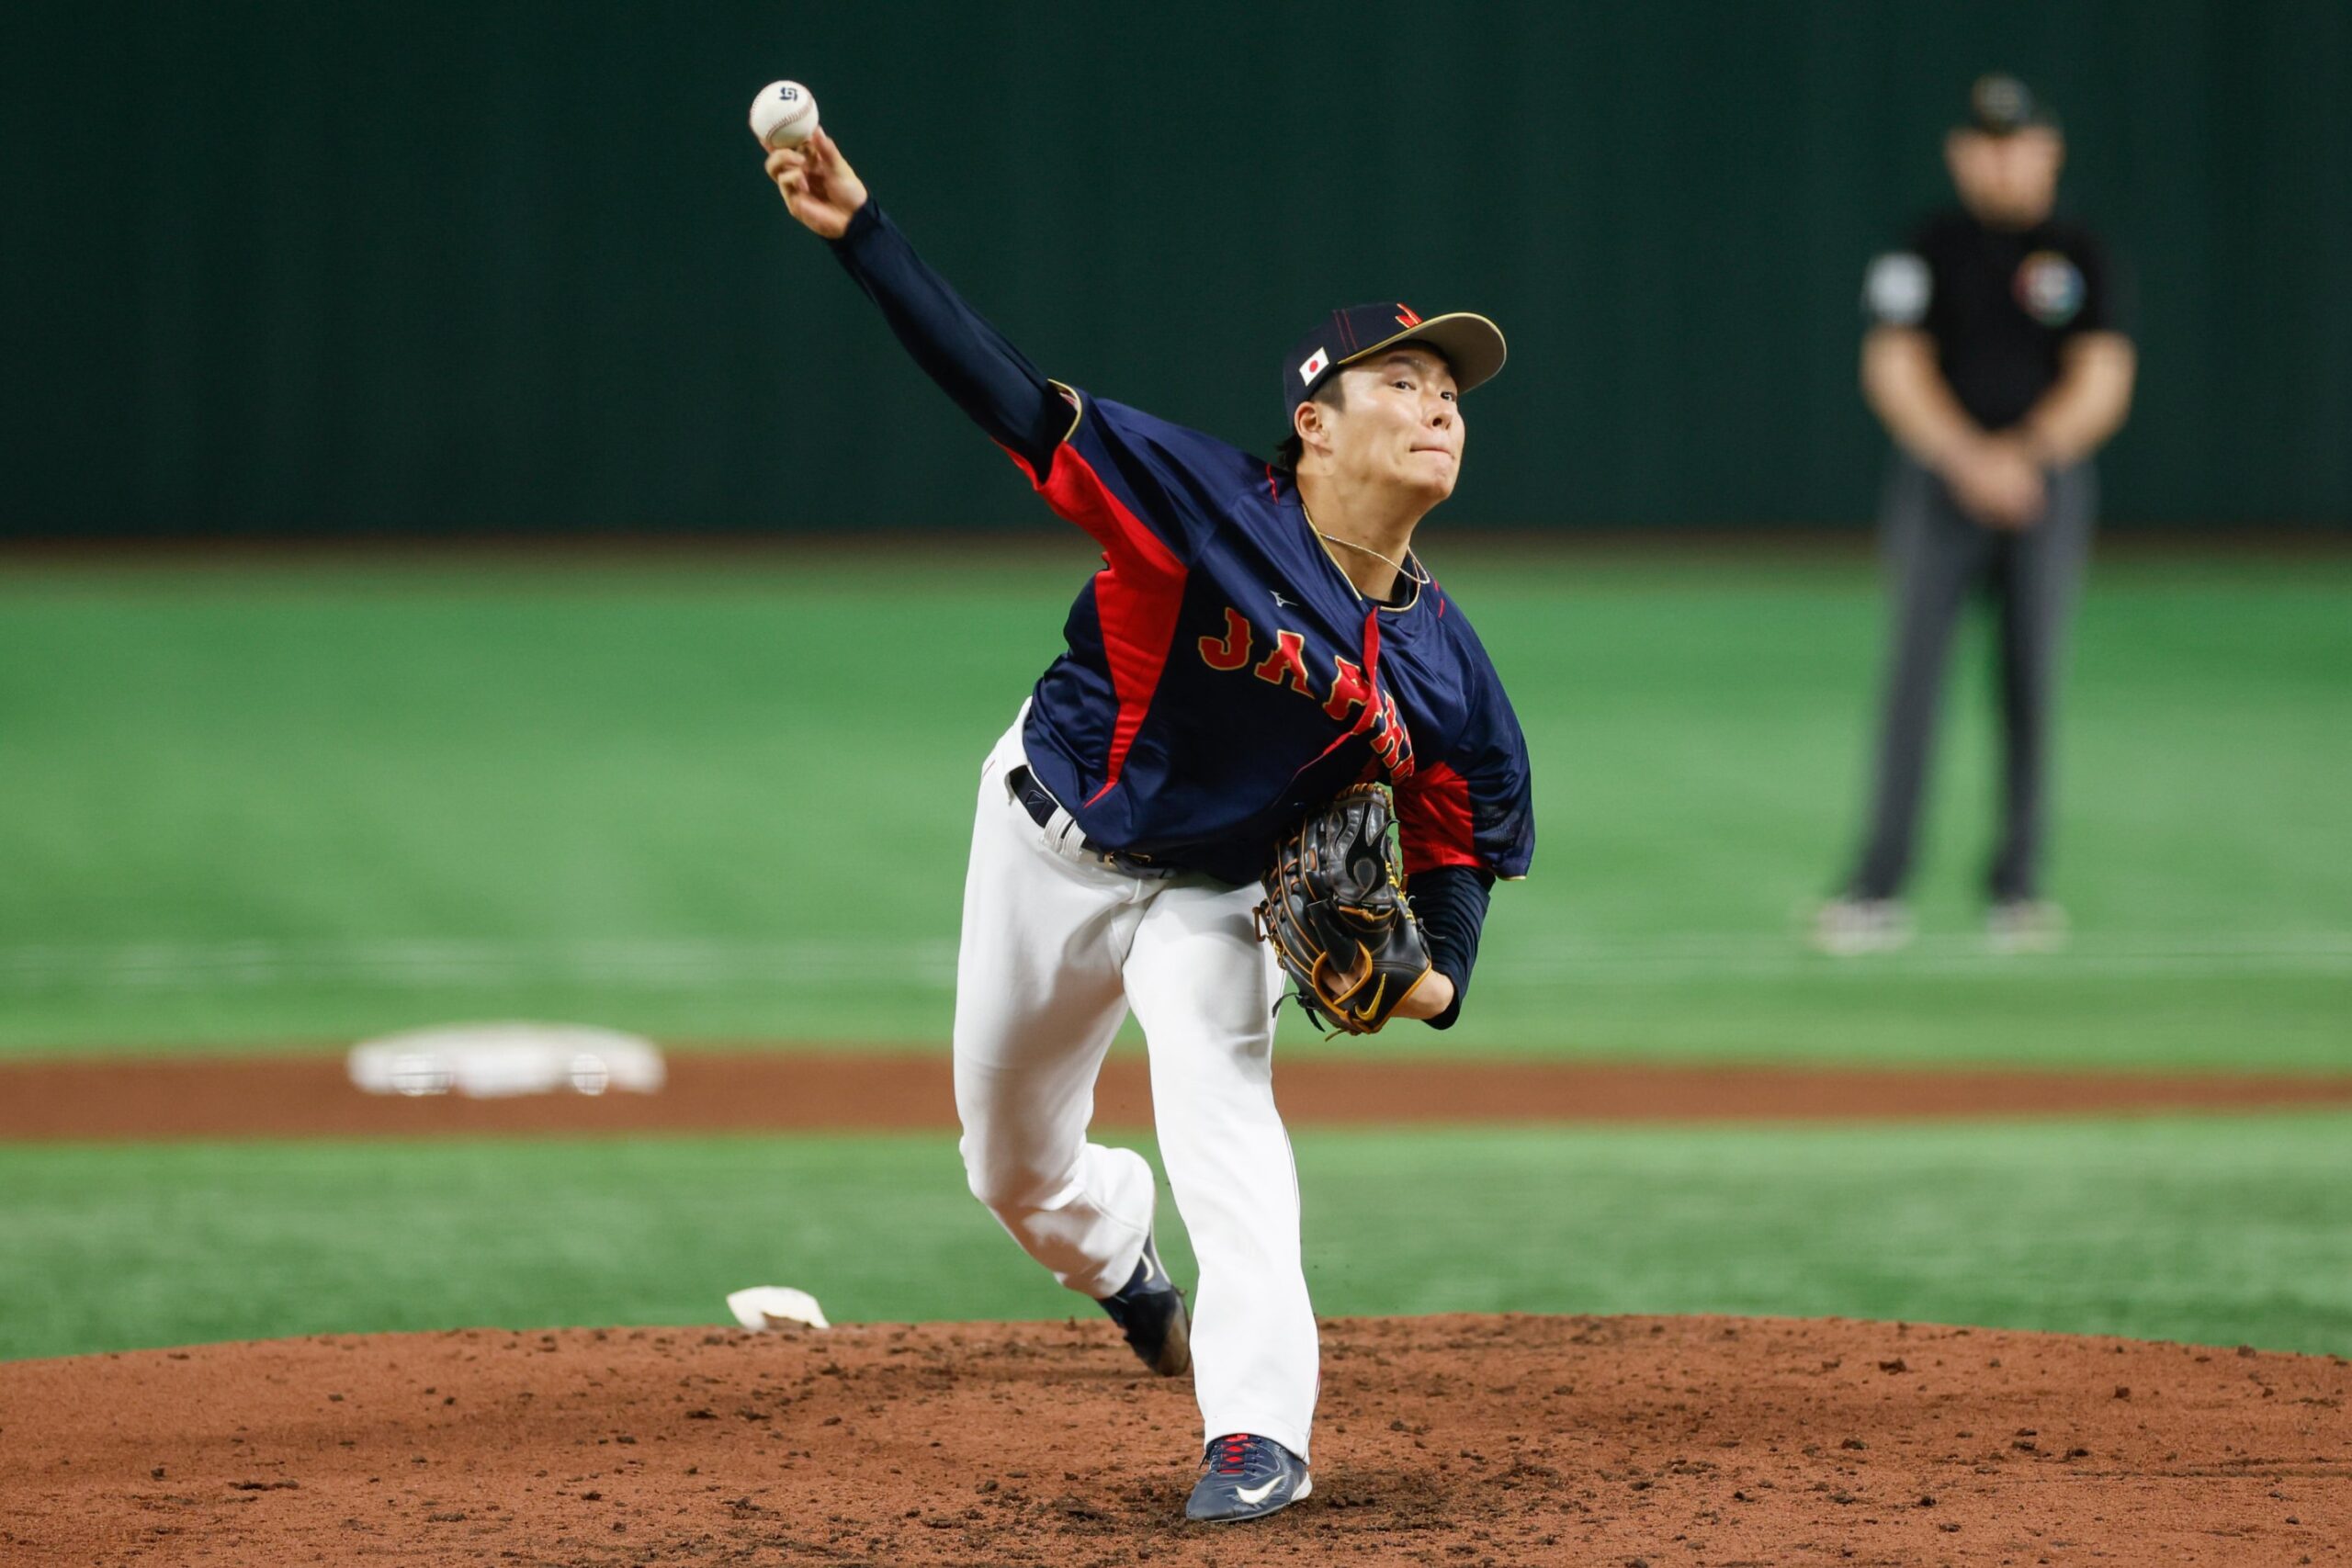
[{"x1": 1283, "y1": 302, "x2": 1507, "y2": 417}]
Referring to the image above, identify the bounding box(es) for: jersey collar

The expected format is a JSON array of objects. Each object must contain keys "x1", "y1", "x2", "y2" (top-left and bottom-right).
[{"x1": 1294, "y1": 493, "x2": 1427, "y2": 615}]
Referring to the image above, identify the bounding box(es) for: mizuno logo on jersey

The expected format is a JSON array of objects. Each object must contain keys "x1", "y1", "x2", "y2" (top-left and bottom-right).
[
  {"x1": 1272, "y1": 592, "x2": 1295, "y2": 608},
  {"x1": 1196, "y1": 605, "x2": 1416, "y2": 778}
]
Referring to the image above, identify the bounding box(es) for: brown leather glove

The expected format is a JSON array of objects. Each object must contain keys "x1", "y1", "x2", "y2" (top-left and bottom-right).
[{"x1": 1256, "y1": 784, "x2": 1435, "y2": 1034}]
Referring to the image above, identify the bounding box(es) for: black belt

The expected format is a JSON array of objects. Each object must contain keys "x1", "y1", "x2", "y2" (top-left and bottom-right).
[{"x1": 1008, "y1": 765, "x2": 1170, "y2": 874}]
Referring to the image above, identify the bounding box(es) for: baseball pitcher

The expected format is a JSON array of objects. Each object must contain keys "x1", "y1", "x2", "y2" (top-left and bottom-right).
[{"x1": 763, "y1": 123, "x2": 1534, "y2": 1524}]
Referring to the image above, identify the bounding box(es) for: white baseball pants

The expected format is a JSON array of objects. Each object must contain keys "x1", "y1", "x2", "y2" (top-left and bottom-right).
[{"x1": 952, "y1": 713, "x2": 1318, "y2": 1461}]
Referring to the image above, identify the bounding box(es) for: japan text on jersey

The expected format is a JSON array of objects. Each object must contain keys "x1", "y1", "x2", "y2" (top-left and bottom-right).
[{"x1": 1003, "y1": 389, "x2": 1535, "y2": 889}]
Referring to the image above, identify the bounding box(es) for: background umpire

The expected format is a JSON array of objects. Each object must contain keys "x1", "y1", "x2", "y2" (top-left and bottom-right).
[{"x1": 1816, "y1": 74, "x2": 2137, "y2": 956}]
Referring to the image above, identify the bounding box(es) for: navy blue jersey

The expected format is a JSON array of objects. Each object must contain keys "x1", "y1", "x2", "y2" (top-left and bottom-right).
[
  {"x1": 825, "y1": 197, "x2": 1528, "y2": 1024},
  {"x1": 1011, "y1": 391, "x2": 1534, "y2": 889}
]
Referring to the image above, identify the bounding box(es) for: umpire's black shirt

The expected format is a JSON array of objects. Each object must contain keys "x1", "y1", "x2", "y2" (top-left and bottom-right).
[{"x1": 1863, "y1": 212, "x2": 2129, "y2": 431}]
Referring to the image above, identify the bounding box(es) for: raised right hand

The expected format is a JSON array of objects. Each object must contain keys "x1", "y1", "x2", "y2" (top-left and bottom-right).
[{"x1": 764, "y1": 129, "x2": 868, "y2": 240}]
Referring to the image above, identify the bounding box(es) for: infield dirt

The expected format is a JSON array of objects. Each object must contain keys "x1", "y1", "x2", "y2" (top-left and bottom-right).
[
  {"x1": 6, "y1": 1315, "x2": 2346, "y2": 1566},
  {"x1": 9, "y1": 1055, "x2": 2350, "y2": 1562},
  {"x1": 10, "y1": 1052, "x2": 2352, "y2": 1141}
]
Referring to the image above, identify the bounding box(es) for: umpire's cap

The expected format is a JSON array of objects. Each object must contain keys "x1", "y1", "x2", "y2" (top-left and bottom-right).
[
  {"x1": 1964, "y1": 73, "x2": 2061, "y2": 137},
  {"x1": 1283, "y1": 303, "x2": 1507, "y2": 420}
]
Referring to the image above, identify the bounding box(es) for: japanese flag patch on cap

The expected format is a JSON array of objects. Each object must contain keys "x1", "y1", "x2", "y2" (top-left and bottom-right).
[{"x1": 1280, "y1": 303, "x2": 1507, "y2": 420}]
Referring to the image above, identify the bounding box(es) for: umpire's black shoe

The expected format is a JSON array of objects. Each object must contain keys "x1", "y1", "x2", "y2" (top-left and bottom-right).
[
  {"x1": 1097, "y1": 1231, "x2": 1190, "y2": 1377},
  {"x1": 1185, "y1": 1432, "x2": 1312, "y2": 1522}
]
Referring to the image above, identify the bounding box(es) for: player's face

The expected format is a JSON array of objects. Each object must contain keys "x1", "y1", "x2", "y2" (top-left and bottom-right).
[
  {"x1": 1945, "y1": 129, "x2": 2064, "y2": 229},
  {"x1": 1329, "y1": 349, "x2": 1464, "y2": 501}
]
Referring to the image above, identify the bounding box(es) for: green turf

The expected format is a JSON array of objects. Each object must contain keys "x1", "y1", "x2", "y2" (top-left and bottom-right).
[
  {"x1": 1, "y1": 551, "x2": 2346, "y2": 1065},
  {"x1": 5, "y1": 1112, "x2": 2347, "y2": 1363}
]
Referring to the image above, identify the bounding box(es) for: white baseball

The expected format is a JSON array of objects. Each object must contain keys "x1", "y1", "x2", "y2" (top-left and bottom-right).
[{"x1": 749, "y1": 80, "x2": 820, "y2": 151}]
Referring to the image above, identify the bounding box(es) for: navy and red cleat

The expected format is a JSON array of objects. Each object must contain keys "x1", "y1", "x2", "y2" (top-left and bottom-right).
[
  {"x1": 1185, "y1": 1432, "x2": 1312, "y2": 1522},
  {"x1": 1096, "y1": 1231, "x2": 1190, "y2": 1377}
]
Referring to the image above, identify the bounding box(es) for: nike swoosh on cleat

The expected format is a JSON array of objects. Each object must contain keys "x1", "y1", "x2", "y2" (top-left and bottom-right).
[{"x1": 1235, "y1": 1477, "x2": 1283, "y2": 1506}]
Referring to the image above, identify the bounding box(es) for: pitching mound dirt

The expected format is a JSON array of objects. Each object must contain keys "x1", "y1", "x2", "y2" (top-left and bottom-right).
[{"x1": 4, "y1": 1315, "x2": 2344, "y2": 1566}]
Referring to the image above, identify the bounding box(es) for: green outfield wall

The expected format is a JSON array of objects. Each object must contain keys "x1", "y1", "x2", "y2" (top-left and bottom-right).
[{"x1": 6, "y1": 0, "x2": 2347, "y2": 536}]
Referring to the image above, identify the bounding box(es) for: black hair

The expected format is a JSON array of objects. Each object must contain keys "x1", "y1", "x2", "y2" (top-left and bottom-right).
[{"x1": 1270, "y1": 374, "x2": 1349, "y2": 478}]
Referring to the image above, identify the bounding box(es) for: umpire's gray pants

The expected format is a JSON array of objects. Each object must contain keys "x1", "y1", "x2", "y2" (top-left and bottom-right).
[{"x1": 1847, "y1": 456, "x2": 2096, "y2": 903}]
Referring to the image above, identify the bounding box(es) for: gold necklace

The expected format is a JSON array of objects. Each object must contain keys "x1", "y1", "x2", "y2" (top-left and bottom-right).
[{"x1": 1302, "y1": 502, "x2": 1433, "y2": 590}]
